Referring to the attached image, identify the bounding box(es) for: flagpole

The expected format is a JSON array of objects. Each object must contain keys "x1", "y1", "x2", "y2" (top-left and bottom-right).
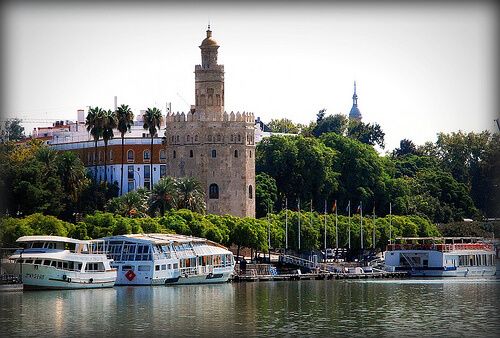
[
  {"x1": 348, "y1": 201, "x2": 351, "y2": 250},
  {"x1": 298, "y1": 198, "x2": 301, "y2": 252},
  {"x1": 360, "y1": 201, "x2": 363, "y2": 251},
  {"x1": 372, "y1": 204, "x2": 376, "y2": 250},
  {"x1": 285, "y1": 197, "x2": 288, "y2": 253},
  {"x1": 389, "y1": 202, "x2": 392, "y2": 245},
  {"x1": 267, "y1": 202, "x2": 271, "y2": 263},
  {"x1": 324, "y1": 200, "x2": 327, "y2": 260},
  {"x1": 335, "y1": 199, "x2": 338, "y2": 249},
  {"x1": 324, "y1": 200, "x2": 327, "y2": 263}
]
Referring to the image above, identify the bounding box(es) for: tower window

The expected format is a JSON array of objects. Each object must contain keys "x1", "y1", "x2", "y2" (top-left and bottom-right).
[
  {"x1": 238, "y1": 134, "x2": 241, "y2": 142},
  {"x1": 250, "y1": 151, "x2": 252, "y2": 158},
  {"x1": 190, "y1": 150, "x2": 194, "y2": 158},
  {"x1": 173, "y1": 150, "x2": 176, "y2": 159},
  {"x1": 209, "y1": 184, "x2": 219, "y2": 199},
  {"x1": 234, "y1": 150, "x2": 238, "y2": 158},
  {"x1": 217, "y1": 134, "x2": 221, "y2": 142},
  {"x1": 211, "y1": 149, "x2": 217, "y2": 158},
  {"x1": 249, "y1": 185, "x2": 253, "y2": 199},
  {"x1": 159, "y1": 149, "x2": 166, "y2": 161},
  {"x1": 195, "y1": 135, "x2": 198, "y2": 142}
]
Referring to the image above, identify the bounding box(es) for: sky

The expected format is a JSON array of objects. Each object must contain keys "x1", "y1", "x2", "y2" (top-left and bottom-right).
[{"x1": 1, "y1": 0, "x2": 498, "y2": 151}]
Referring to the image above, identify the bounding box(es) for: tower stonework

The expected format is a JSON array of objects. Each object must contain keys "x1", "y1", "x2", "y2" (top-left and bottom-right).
[{"x1": 164, "y1": 27, "x2": 256, "y2": 218}]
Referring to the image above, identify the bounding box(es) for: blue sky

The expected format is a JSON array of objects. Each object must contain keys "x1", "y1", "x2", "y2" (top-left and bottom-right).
[{"x1": 2, "y1": 1, "x2": 498, "y2": 151}]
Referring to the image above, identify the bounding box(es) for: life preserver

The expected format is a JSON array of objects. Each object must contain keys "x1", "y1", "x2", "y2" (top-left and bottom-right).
[
  {"x1": 67, "y1": 277, "x2": 71, "y2": 283},
  {"x1": 89, "y1": 278, "x2": 93, "y2": 283},
  {"x1": 62, "y1": 275, "x2": 67, "y2": 281}
]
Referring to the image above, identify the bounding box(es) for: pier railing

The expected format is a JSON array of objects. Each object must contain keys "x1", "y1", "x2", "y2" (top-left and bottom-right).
[{"x1": 386, "y1": 243, "x2": 493, "y2": 252}]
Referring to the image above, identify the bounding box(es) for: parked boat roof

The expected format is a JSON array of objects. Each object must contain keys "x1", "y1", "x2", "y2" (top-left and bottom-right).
[
  {"x1": 101, "y1": 233, "x2": 227, "y2": 249},
  {"x1": 16, "y1": 236, "x2": 83, "y2": 244}
]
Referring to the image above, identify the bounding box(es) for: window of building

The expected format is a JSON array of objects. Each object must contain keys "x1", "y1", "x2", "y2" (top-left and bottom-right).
[
  {"x1": 208, "y1": 135, "x2": 212, "y2": 142},
  {"x1": 128, "y1": 166, "x2": 134, "y2": 180},
  {"x1": 187, "y1": 135, "x2": 191, "y2": 142},
  {"x1": 98, "y1": 151, "x2": 103, "y2": 162},
  {"x1": 176, "y1": 135, "x2": 180, "y2": 143},
  {"x1": 250, "y1": 151, "x2": 252, "y2": 158},
  {"x1": 127, "y1": 150, "x2": 134, "y2": 162},
  {"x1": 195, "y1": 135, "x2": 198, "y2": 142},
  {"x1": 128, "y1": 181, "x2": 134, "y2": 192},
  {"x1": 190, "y1": 150, "x2": 194, "y2": 158},
  {"x1": 87, "y1": 153, "x2": 92, "y2": 164},
  {"x1": 238, "y1": 134, "x2": 241, "y2": 142},
  {"x1": 159, "y1": 149, "x2": 166, "y2": 161},
  {"x1": 217, "y1": 134, "x2": 221, "y2": 142},
  {"x1": 173, "y1": 150, "x2": 176, "y2": 159},
  {"x1": 234, "y1": 150, "x2": 238, "y2": 158},
  {"x1": 211, "y1": 149, "x2": 216, "y2": 158},
  {"x1": 249, "y1": 185, "x2": 253, "y2": 199},
  {"x1": 144, "y1": 165, "x2": 150, "y2": 190},
  {"x1": 209, "y1": 184, "x2": 219, "y2": 199},
  {"x1": 230, "y1": 135, "x2": 234, "y2": 142},
  {"x1": 109, "y1": 150, "x2": 113, "y2": 162},
  {"x1": 160, "y1": 165, "x2": 167, "y2": 178},
  {"x1": 143, "y1": 150, "x2": 150, "y2": 161}
]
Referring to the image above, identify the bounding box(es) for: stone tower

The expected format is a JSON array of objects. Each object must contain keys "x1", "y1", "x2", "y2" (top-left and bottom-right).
[
  {"x1": 164, "y1": 26, "x2": 256, "y2": 217},
  {"x1": 349, "y1": 81, "x2": 362, "y2": 120}
]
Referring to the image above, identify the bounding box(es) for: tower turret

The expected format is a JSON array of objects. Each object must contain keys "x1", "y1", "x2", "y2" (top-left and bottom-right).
[
  {"x1": 349, "y1": 81, "x2": 362, "y2": 120},
  {"x1": 194, "y1": 25, "x2": 225, "y2": 121}
]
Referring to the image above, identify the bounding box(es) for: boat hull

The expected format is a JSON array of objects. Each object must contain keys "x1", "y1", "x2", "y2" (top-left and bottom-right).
[
  {"x1": 409, "y1": 266, "x2": 496, "y2": 277},
  {"x1": 20, "y1": 264, "x2": 116, "y2": 290}
]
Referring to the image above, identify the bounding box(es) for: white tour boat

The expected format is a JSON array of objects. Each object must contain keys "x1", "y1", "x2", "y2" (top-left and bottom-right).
[
  {"x1": 384, "y1": 237, "x2": 496, "y2": 277},
  {"x1": 100, "y1": 233, "x2": 235, "y2": 285},
  {"x1": 9, "y1": 236, "x2": 117, "y2": 290}
]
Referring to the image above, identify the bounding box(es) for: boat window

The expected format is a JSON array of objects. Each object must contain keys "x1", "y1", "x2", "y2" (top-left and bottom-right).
[
  {"x1": 68, "y1": 262, "x2": 74, "y2": 270},
  {"x1": 161, "y1": 265, "x2": 166, "y2": 270},
  {"x1": 77, "y1": 263, "x2": 82, "y2": 271},
  {"x1": 122, "y1": 265, "x2": 133, "y2": 271},
  {"x1": 32, "y1": 242, "x2": 44, "y2": 248},
  {"x1": 138, "y1": 265, "x2": 150, "y2": 271},
  {"x1": 43, "y1": 260, "x2": 51, "y2": 266},
  {"x1": 51, "y1": 260, "x2": 57, "y2": 267},
  {"x1": 167, "y1": 264, "x2": 171, "y2": 270},
  {"x1": 63, "y1": 262, "x2": 68, "y2": 270},
  {"x1": 173, "y1": 263, "x2": 178, "y2": 269},
  {"x1": 25, "y1": 259, "x2": 33, "y2": 264},
  {"x1": 155, "y1": 265, "x2": 160, "y2": 271},
  {"x1": 34, "y1": 259, "x2": 42, "y2": 265},
  {"x1": 57, "y1": 261, "x2": 63, "y2": 269}
]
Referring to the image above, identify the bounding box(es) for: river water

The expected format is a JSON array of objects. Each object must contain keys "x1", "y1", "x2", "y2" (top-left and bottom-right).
[{"x1": 1, "y1": 278, "x2": 499, "y2": 337}]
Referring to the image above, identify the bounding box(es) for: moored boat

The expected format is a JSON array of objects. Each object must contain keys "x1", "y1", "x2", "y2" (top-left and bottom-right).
[
  {"x1": 9, "y1": 236, "x2": 117, "y2": 290},
  {"x1": 384, "y1": 237, "x2": 496, "y2": 277},
  {"x1": 100, "y1": 233, "x2": 235, "y2": 285}
]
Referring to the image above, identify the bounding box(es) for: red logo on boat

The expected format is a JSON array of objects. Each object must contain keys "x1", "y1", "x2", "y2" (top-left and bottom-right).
[{"x1": 125, "y1": 270, "x2": 136, "y2": 281}]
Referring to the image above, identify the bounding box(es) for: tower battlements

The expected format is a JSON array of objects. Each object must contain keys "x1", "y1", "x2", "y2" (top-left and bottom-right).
[{"x1": 165, "y1": 111, "x2": 255, "y2": 123}]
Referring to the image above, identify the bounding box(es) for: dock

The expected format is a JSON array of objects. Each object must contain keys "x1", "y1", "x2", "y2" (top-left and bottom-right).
[{"x1": 233, "y1": 271, "x2": 409, "y2": 282}]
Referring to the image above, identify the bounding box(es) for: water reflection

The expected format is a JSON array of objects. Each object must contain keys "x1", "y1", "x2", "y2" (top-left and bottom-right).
[{"x1": 1, "y1": 280, "x2": 498, "y2": 337}]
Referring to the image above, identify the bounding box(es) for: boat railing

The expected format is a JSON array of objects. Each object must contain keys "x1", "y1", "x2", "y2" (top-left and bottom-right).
[{"x1": 387, "y1": 243, "x2": 493, "y2": 252}]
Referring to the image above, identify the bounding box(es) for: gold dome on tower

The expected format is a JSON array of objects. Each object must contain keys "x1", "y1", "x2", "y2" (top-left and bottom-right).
[{"x1": 200, "y1": 25, "x2": 219, "y2": 47}]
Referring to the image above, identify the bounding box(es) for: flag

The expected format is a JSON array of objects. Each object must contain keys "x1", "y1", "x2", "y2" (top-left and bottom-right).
[
  {"x1": 356, "y1": 204, "x2": 361, "y2": 213},
  {"x1": 345, "y1": 201, "x2": 350, "y2": 212},
  {"x1": 332, "y1": 200, "x2": 337, "y2": 212}
]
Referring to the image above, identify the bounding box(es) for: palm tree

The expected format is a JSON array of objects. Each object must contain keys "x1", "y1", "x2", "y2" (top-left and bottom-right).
[
  {"x1": 85, "y1": 107, "x2": 104, "y2": 181},
  {"x1": 116, "y1": 104, "x2": 134, "y2": 195},
  {"x1": 102, "y1": 109, "x2": 118, "y2": 183},
  {"x1": 148, "y1": 176, "x2": 177, "y2": 216},
  {"x1": 57, "y1": 151, "x2": 89, "y2": 203},
  {"x1": 142, "y1": 107, "x2": 162, "y2": 188},
  {"x1": 175, "y1": 177, "x2": 206, "y2": 213}
]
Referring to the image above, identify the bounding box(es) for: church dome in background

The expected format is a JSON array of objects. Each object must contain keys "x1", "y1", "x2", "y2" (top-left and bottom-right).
[
  {"x1": 349, "y1": 81, "x2": 362, "y2": 120},
  {"x1": 200, "y1": 26, "x2": 219, "y2": 47}
]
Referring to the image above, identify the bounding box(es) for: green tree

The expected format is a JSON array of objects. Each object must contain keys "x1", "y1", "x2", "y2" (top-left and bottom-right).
[
  {"x1": 267, "y1": 118, "x2": 301, "y2": 134},
  {"x1": 347, "y1": 120, "x2": 385, "y2": 148},
  {"x1": 116, "y1": 104, "x2": 134, "y2": 194},
  {"x1": 148, "y1": 177, "x2": 177, "y2": 216},
  {"x1": 85, "y1": 106, "x2": 104, "y2": 181},
  {"x1": 175, "y1": 177, "x2": 206, "y2": 213},
  {"x1": 255, "y1": 173, "x2": 278, "y2": 218},
  {"x1": 312, "y1": 114, "x2": 348, "y2": 137},
  {"x1": 102, "y1": 109, "x2": 118, "y2": 183},
  {"x1": 1, "y1": 118, "x2": 25, "y2": 141},
  {"x1": 143, "y1": 107, "x2": 162, "y2": 188}
]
